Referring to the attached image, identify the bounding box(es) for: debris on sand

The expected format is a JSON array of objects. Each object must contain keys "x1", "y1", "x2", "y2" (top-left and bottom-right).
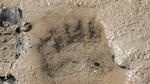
[{"x1": 0, "y1": 6, "x2": 31, "y2": 84}]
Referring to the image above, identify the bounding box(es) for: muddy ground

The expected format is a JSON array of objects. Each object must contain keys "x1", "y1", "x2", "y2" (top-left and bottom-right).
[{"x1": 0, "y1": 0, "x2": 150, "y2": 84}]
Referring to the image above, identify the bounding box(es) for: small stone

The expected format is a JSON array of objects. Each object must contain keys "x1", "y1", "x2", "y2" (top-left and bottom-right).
[
  {"x1": 28, "y1": 44, "x2": 32, "y2": 48},
  {"x1": 78, "y1": 2, "x2": 83, "y2": 6},
  {"x1": 2, "y1": 21, "x2": 11, "y2": 27},
  {"x1": 21, "y1": 22, "x2": 32, "y2": 32},
  {"x1": 16, "y1": 53, "x2": 21, "y2": 59},
  {"x1": 94, "y1": 70, "x2": 98, "y2": 73},
  {"x1": 94, "y1": 62, "x2": 100, "y2": 67},
  {"x1": 0, "y1": 46, "x2": 7, "y2": 50},
  {"x1": 27, "y1": 37, "x2": 30, "y2": 40}
]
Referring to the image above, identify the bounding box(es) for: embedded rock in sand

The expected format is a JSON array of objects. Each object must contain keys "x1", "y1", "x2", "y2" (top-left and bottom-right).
[{"x1": 0, "y1": 6, "x2": 22, "y2": 27}]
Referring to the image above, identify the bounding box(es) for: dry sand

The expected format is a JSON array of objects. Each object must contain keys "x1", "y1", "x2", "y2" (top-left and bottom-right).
[{"x1": 0, "y1": 0, "x2": 150, "y2": 84}]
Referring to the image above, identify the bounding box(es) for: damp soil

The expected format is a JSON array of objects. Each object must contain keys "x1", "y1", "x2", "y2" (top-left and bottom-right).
[{"x1": 28, "y1": 8, "x2": 127, "y2": 84}]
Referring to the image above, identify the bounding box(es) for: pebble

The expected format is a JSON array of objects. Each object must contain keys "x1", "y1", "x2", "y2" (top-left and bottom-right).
[
  {"x1": 28, "y1": 44, "x2": 32, "y2": 48},
  {"x1": 0, "y1": 47, "x2": 7, "y2": 50},
  {"x1": 94, "y1": 70, "x2": 98, "y2": 73},
  {"x1": 0, "y1": 6, "x2": 22, "y2": 26},
  {"x1": 21, "y1": 22, "x2": 32, "y2": 32}
]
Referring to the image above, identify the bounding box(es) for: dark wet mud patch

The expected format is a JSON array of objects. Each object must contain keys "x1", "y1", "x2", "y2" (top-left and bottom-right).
[{"x1": 30, "y1": 7, "x2": 125, "y2": 84}]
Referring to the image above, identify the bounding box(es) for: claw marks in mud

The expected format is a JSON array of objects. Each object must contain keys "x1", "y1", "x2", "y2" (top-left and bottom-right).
[{"x1": 39, "y1": 17, "x2": 102, "y2": 54}]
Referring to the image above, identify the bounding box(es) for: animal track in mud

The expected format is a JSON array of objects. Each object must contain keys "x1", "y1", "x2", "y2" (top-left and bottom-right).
[{"x1": 36, "y1": 8, "x2": 114, "y2": 79}]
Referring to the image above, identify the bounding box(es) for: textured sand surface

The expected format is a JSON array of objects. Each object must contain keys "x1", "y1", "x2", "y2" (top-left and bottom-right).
[{"x1": 0, "y1": 0, "x2": 149, "y2": 84}]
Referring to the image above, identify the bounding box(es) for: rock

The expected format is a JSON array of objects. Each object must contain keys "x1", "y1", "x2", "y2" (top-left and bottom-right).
[
  {"x1": 0, "y1": 79, "x2": 3, "y2": 84},
  {"x1": 21, "y1": 22, "x2": 32, "y2": 32},
  {"x1": 0, "y1": 74, "x2": 16, "y2": 84},
  {"x1": 0, "y1": 6, "x2": 22, "y2": 27}
]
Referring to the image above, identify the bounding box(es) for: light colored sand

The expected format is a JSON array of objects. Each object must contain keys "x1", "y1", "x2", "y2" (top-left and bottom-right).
[{"x1": 0, "y1": 0, "x2": 150, "y2": 84}]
